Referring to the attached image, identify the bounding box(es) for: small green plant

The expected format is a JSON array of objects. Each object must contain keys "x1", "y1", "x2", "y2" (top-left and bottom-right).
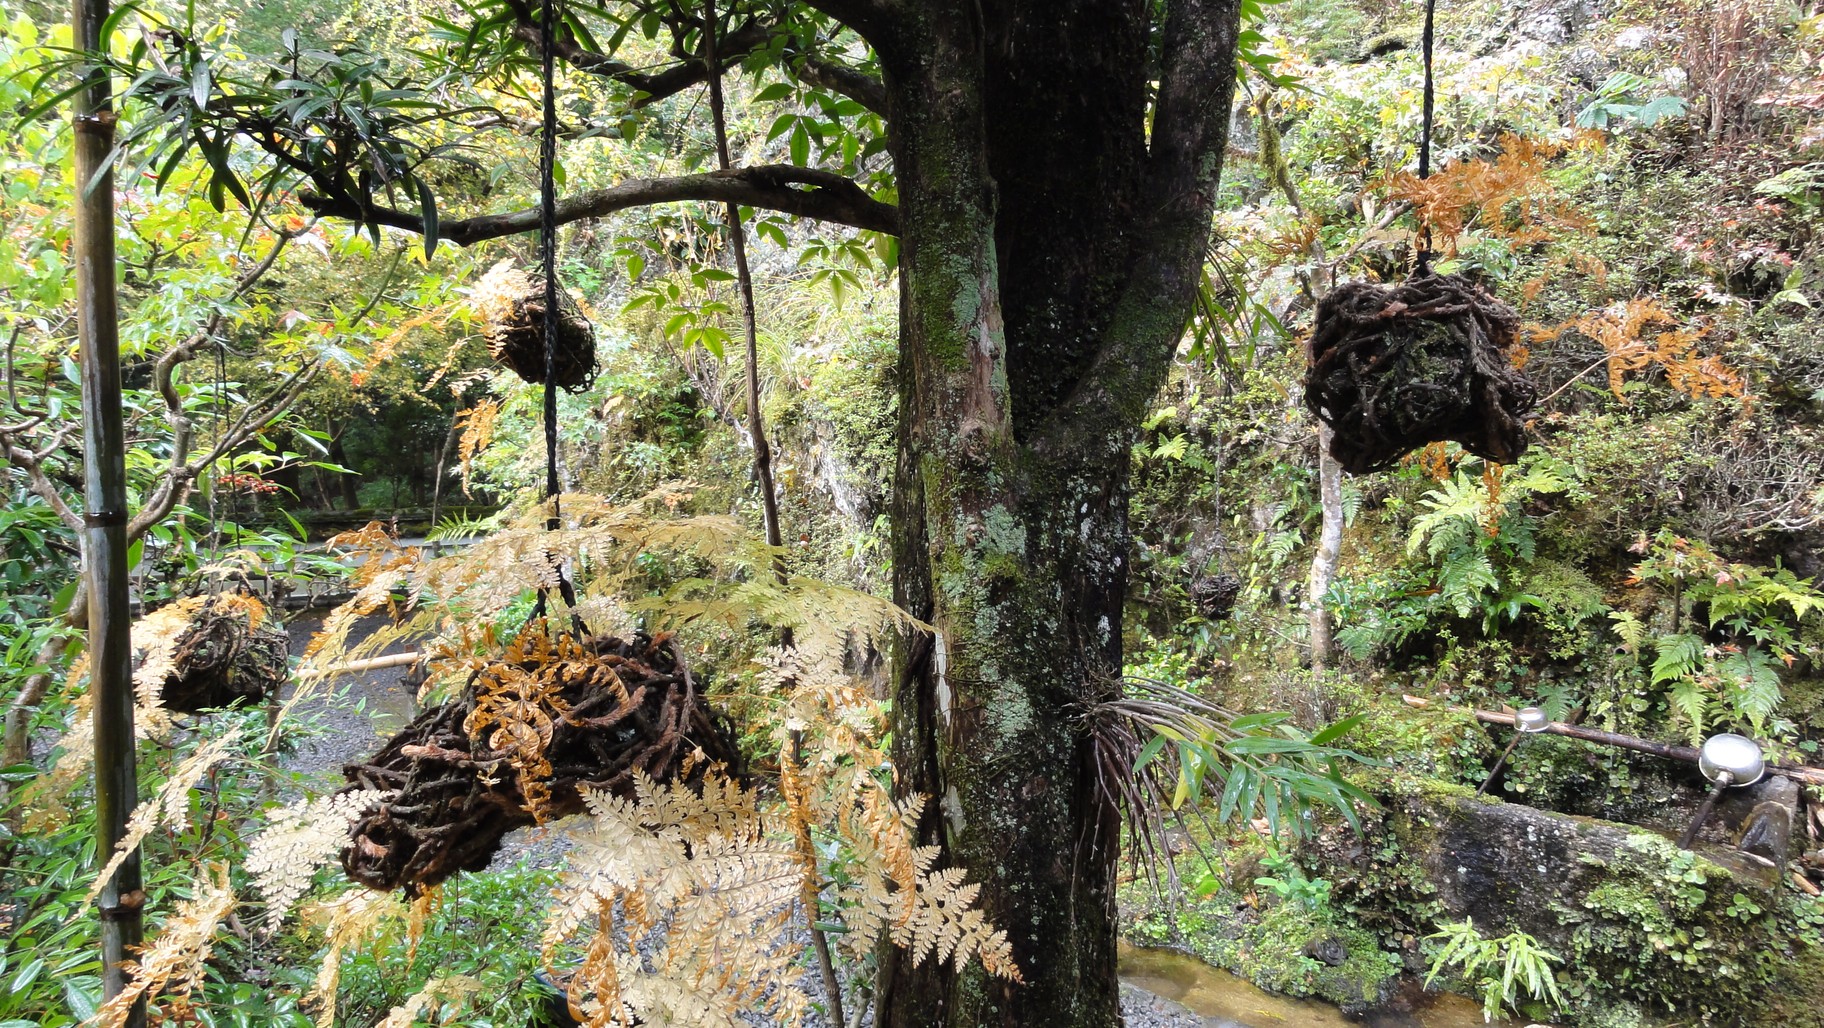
[
  {"x1": 1725, "y1": 892, "x2": 1764, "y2": 922},
  {"x1": 1254, "y1": 846, "x2": 1334, "y2": 914},
  {"x1": 1576, "y1": 72, "x2": 1690, "y2": 131},
  {"x1": 1615, "y1": 530, "x2": 1824, "y2": 743},
  {"x1": 1423, "y1": 918, "x2": 1565, "y2": 1022}
]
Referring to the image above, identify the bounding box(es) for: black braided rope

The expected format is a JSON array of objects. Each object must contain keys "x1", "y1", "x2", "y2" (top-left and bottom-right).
[
  {"x1": 534, "y1": 0, "x2": 578, "y2": 617},
  {"x1": 1416, "y1": 0, "x2": 1437, "y2": 276}
]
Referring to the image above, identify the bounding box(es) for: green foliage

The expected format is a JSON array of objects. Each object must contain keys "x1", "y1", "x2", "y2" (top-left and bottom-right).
[
  {"x1": 1423, "y1": 918, "x2": 1566, "y2": 1022},
  {"x1": 1254, "y1": 844, "x2": 1333, "y2": 914},
  {"x1": 1, "y1": 708, "x2": 328, "y2": 1027},
  {"x1": 1622, "y1": 529, "x2": 1824, "y2": 741},
  {"x1": 1575, "y1": 72, "x2": 1690, "y2": 132},
  {"x1": 1756, "y1": 163, "x2": 1824, "y2": 211},
  {"x1": 311, "y1": 862, "x2": 563, "y2": 1027},
  {"x1": 1111, "y1": 676, "x2": 1378, "y2": 843}
]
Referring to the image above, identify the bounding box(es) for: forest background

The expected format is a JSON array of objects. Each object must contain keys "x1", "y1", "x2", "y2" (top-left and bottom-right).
[{"x1": 3, "y1": 0, "x2": 1824, "y2": 1025}]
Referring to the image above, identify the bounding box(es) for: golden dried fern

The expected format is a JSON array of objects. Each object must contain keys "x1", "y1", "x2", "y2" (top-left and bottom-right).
[
  {"x1": 90, "y1": 864, "x2": 234, "y2": 1028},
  {"x1": 246, "y1": 789, "x2": 392, "y2": 931},
  {"x1": 87, "y1": 729, "x2": 244, "y2": 903},
  {"x1": 545, "y1": 775, "x2": 806, "y2": 1028},
  {"x1": 304, "y1": 888, "x2": 407, "y2": 1028},
  {"x1": 375, "y1": 974, "x2": 482, "y2": 1028},
  {"x1": 1385, "y1": 133, "x2": 1591, "y2": 253}
]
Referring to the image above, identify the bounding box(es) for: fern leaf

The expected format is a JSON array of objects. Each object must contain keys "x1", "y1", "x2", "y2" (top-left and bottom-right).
[
  {"x1": 246, "y1": 789, "x2": 390, "y2": 931},
  {"x1": 88, "y1": 730, "x2": 244, "y2": 904},
  {"x1": 91, "y1": 864, "x2": 234, "y2": 1028}
]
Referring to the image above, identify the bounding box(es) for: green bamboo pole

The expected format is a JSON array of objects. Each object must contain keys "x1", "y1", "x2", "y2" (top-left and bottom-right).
[{"x1": 70, "y1": 0, "x2": 144, "y2": 1021}]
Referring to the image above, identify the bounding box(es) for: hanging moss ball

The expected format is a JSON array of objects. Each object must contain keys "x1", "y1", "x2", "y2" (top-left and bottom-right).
[
  {"x1": 1303, "y1": 273, "x2": 1536, "y2": 474},
  {"x1": 472, "y1": 259, "x2": 597, "y2": 392},
  {"x1": 157, "y1": 594, "x2": 290, "y2": 713}
]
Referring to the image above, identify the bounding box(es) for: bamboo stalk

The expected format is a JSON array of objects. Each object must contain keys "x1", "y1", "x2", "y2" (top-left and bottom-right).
[
  {"x1": 297, "y1": 652, "x2": 426, "y2": 679},
  {"x1": 71, "y1": 0, "x2": 143, "y2": 1019},
  {"x1": 1468, "y1": 708, "x2": 1824, "y2": 788}
]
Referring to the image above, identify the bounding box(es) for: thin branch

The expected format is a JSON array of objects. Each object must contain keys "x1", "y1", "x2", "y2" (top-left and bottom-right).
[
  {"x1": 468, "y1": 111, "x2": 614, "y2": 140},
  {"x1": 0, "y1": 428, "x2": 82, "y2": 530},
  {"x1": 299, "y1": 164, "x2": 898, "y2": 241},
  {"x1": 794, "y1": 55, "x2": 887, "y2": 115},
  {"x1": 506, "y1": 0, "x2": 773, "y2": 105}
]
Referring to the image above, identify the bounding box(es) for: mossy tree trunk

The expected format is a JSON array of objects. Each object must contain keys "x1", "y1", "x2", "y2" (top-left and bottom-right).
[{"x1": 869, "y1": 4, "x2": 1241, "y2": 1024}]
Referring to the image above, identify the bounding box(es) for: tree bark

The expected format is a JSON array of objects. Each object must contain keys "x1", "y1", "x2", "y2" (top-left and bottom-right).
[
  {"x1": 872, "y1": 4, "x2": 1241, "y2": 1025},
  {"x1": 1308, "y1": 424, "x2": 1343, "y2": 671}
]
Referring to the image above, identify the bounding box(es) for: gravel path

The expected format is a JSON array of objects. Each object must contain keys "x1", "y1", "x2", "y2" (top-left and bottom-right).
[{"x1": 278, "y1": 612, "x2": 421, "y2": 790}]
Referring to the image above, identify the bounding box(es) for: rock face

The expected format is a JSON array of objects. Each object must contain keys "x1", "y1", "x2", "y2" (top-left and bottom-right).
[
  {"x1": 1414, "y1": 785, "x2": 1781, "y2": 938},
  {"x1": 1312, "y1": 777, "x2": 1824, "y2": 1027}
]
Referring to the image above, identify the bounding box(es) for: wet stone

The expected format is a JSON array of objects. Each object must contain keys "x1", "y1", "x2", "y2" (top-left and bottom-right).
[{"x1": 1304, "y1": 936, "x2": 1349, "y2": 967}]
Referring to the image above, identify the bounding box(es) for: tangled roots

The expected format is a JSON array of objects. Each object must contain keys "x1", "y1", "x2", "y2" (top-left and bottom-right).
[
  {"x1": 338, "y1": 631, "x2": 740, "y2": 894},
  {"x1": 473, "y1": 259, "x2": 597, "y2": 392},
  {"x1": 159, "y1": 595, "x2": 289, "y2": 712},
  {"x1": 1304, "y1": 274, "x2": 1536, "y2": 474}
]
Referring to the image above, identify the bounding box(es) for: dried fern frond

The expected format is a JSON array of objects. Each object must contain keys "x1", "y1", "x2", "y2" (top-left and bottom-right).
[
  {"x1": 304, "y1": 888, "x2": 406, "y2": 1028},
  {"x1": 91, "y1": 863, "x2": 234, "y2": 1028},
  {"x1": 375, "y1": 974, "x2": 482, "y2": 1028},
  {"x1": 454, "y1": 397, "x2": 502, "y2": 495},
  {"x1": 836, "y1": 785, "x2": 1021, "y2": 981},
  {"x1": 1564, "y1": 298, "x2": 1745, "y2": 402},
  {"x1": 246, "y1": 789, "x2": 392, "y2": 931},
  {"x1": 87, "y1": 729, "x2": 244, "y2": 904},
  {"x1": 544, "y1": 775, "x2": 807, "y2": 1028},
  {"x1": 28, "y1": 596, "x2": 232, "y2": 819},
  {"x1": 1384, "y1": 133, "x2": 1589, "y2": 254},
  {"x1": 297, "y1": 487, "x2": 928, "y2": 686}
]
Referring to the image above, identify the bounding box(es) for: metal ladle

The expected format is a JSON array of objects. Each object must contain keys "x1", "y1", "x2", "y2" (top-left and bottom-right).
[
  {"x1": 1476, "y1": 706, "x2": 1551, "y2": 797},
  {"x1": 1677, "y1": 733, "x2": 1766, "y2": 849}
]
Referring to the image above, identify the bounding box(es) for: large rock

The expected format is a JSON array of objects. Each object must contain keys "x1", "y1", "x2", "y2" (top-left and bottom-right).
[{"x1": 1310, "y1": 776, "x2": 1824, "y2": 1026}]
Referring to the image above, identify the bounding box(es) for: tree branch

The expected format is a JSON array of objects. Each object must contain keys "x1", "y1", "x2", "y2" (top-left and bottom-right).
[
  {"x1": 300, "y1": 164, "x2": 899, "y2": 241},
  {"x1": 1039, "y1": 0, "x2": 1242, "y2": 444},
  {"x1": 506, "y1": 1, "x2": 773, "y2": 105},
  {"x1": 0, "y1": 426, "x2": 82, "y2": 531},
  {"x1": 794, "y1": 55, "x2": 887, "y2": 115},
  {"x1": 798, "y1": 0, "x2": 904, "y2": 54}
]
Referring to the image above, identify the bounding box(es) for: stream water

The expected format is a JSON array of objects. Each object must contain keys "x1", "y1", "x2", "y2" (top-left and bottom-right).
[{"x1": 1117, "y1": 943, "x2": 1515, "y2": 1028}]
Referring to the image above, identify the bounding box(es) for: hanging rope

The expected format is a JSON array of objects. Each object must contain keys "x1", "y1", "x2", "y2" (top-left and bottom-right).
[
  {"x1": 1414, "y1": 0, "x2": 1438, "y2": 277},
  {"x1": 533, "y1": 0, "x2": 579, "y2": 621}
]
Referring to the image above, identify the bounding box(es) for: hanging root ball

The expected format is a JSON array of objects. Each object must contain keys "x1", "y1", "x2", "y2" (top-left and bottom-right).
[
  {"x1": 337, "y1": 632, "x2": 741, "y2": 894},
  {"x1": 473, "y1": 259, "x2": 597, "y2": 392},
  {"x1": 1304, "y1": 274, "x2": 1537, "y2": 474},
  {"x1": 158, "y1": 594, "x2": 290, "y2": 712}
]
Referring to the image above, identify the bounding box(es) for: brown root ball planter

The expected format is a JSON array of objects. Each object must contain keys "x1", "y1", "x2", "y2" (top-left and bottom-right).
[
  {"x1": 1304, "y1": 274, "x2": 1536, "y2": 474},
  {"x1": 338, "y1": 631, "x2": 739, "y2": 894},
  {"x1": 473, "y1": 259, "x2": 597, "y2": 392}
]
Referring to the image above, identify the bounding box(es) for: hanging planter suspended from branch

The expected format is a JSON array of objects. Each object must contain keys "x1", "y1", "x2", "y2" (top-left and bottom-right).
[
  {"x1": 473, "y1": 259, "x2": 597, "y2": 392},
  {"x1": 1302, "y1": 0, "x2": 1537, "y2": 475},
  {"x1": 338, "y1": 629, "x2": 741, "y2": 894},
  {"x1": 1303, "y1": 273, "x2": 1536, "y2": 474}
]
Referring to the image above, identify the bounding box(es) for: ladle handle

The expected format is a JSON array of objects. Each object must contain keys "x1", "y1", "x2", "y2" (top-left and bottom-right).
[
  {"x1": 1678, "y1": 772, "x2": 1734, "y2": 849},
  {"x1": 1476, "y1": 733, "x2": 1525, "y2": 797}
]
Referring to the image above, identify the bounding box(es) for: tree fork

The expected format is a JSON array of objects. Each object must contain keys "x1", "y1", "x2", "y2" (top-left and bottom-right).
[{"x1": 71, "y1": 0, "x2": 144, "y2": 1019}]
